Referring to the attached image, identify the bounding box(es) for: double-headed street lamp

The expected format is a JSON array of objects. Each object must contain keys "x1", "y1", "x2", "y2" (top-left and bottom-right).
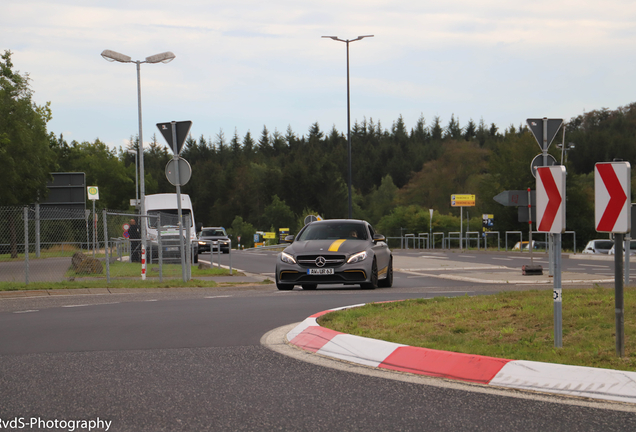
[
  {"x1": 101, "y1": 49, "x2": 175, "y2": 270},
  {"x1": 322, "y1": 35, "x2": 373, "y2": 219}
]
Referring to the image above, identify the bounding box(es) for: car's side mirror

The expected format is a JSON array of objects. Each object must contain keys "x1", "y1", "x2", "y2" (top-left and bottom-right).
[
  {"x1": 373, "y1": 234, "x2": 386, "y2": 243},
  {"x1": 284, "y1": 235, "x2": 295, "y2": 243}
]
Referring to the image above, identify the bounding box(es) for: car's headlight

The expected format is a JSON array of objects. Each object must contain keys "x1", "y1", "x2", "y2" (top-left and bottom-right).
[
  {"x1": 280, "y1": 252, "x2": 296, "y2": 264},
  {"x1": 198, "y1": 241, "x2": 206, "y2": 245},
  {"x1": 347, "y1": 251, "x2": 367, "y2": 264}
]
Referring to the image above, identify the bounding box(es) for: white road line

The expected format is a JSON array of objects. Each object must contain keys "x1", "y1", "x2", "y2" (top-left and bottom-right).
[
  {"x1": 578, "y1": 264, "x2": 609, "y2": 268},
  {"x1": 492, "y1": 258, "x2": 513, "y2": 261},
  {"x1": 205, "y1": 295, "x2": 232, "y2": 299},
  {"x1": 417, "y1": 255, "x2": 448, "y2": 259},
  {"x1": 63, "y1": 302, "x2": 120, "y2": 308},
  {"x1": 14, "y1": 310, "x2": 38, "y2": 314}
]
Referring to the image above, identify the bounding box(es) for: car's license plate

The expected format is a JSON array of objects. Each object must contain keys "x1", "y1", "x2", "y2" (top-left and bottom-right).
[{"x1": 307, "y1": 268, "x2": 334, "y2": 275}]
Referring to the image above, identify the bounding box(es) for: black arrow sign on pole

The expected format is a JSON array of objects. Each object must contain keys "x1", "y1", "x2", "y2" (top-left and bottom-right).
[
  {"x1": 157, "y1": 121, "x2": 193, "y2": 155},
  {"x1": 527, "y1": 118, "x2": 563, "y2": 151}
]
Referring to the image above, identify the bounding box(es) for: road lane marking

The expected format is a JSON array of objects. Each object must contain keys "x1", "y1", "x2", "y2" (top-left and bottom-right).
[
  {"x1": 14, "y1": 310, "x2": 38, "y2": 314},
  {"x1": 205, "y1": 295, "x2": 232, "y2": 299},
  {"x1": 493, "y1": 258, "x2": 513, "y2": 261}
]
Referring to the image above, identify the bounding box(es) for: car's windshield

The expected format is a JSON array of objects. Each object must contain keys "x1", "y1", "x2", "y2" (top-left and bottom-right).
[
  {"x1": 594, "y1": 241, "x2": 614, "y2": 250},
  {"x1": 296, "y1": 222, "x2": 368, "y2": 241},
  {"x1": 201, "y1": 229, "x2": 226, "y2": 237},
  {"x1": 148, "y1": 210, "x2": 191, "y2": 228}
]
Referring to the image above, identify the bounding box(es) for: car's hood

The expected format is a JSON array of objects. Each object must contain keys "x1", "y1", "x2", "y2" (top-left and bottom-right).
[{"x1": 285, "y1": 239, "x2": 367, "y2": 255}]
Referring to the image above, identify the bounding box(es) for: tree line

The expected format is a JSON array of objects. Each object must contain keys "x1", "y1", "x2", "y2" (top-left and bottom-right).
[{"x1": 4, "y1": 49, "x2": 636, "y2": 250}]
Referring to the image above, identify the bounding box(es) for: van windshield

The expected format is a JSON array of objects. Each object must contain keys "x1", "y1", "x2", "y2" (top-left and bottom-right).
[{"x1": 148, "y1": 210, "x2": 192, "y2": 228}]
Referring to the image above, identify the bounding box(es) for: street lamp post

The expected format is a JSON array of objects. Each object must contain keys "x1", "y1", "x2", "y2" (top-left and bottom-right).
[
  {"x1": 322, "y1": 35, "x2": 373, "y2": 219},
  {"x1": 101, "y1": 50, "x2": 175, "y2": 278},
  {"x1": 127, "y1": 149, "x2": 139, "y2": 208}
]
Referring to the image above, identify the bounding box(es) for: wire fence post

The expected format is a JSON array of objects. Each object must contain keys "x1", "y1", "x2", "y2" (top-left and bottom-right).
[
  {"x1": 35, "y1": 203, "x2": 41, "y2": 258},
  {"x1": 104, "y1": 210, "x2": 110, "y2": 284},
  {"x1": 158, "y1": 216, "x2": 163, "y2": 283},
  {"x1": 24, "y1": 206, "x2": 29, "y2": 285}
]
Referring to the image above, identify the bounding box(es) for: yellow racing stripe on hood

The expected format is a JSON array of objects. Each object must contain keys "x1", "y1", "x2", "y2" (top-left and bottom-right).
[{"x1": 329, "y1": 239, "x2": 347, "y2": 252}]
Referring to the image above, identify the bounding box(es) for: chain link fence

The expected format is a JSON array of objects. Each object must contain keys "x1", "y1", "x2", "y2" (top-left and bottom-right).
[{"x1": 0, "y1": 206, "x2": 198, "y2": 285}]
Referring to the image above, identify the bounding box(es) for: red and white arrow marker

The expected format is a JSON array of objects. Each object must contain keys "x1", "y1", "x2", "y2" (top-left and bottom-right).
[
  {"x1": 536, "y1": 166, "x2": 566, "y2": 233},
  {"x1": 595, "y1": 162, "x2": 631, "y2": 233}
]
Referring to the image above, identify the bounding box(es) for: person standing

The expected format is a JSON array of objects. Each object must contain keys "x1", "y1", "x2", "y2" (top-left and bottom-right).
[{"x1": 129, "y1": 218, "x2": 141, "y2": 262}]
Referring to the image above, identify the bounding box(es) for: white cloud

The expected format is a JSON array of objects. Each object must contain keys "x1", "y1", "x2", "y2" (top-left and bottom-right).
[{"x1": 2, "y1": 0, "x2": 636, "y2": 149}]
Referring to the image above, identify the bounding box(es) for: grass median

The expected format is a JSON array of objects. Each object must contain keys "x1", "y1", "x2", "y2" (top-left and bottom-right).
[
  {"x1": 0, "y1": 263, "x2": 269, "y2": 291},
  {"x1": 318, "y1": 286, "x2": 636, "y2": 372}
]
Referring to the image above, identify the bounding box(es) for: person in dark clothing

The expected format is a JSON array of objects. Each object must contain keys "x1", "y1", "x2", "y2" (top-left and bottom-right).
[{"x1": 129, "y1": 218, "x2": 141, "y2": 262}]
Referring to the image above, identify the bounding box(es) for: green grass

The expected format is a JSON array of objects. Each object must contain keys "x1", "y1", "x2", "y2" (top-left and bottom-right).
[
  {"x1": 0, "y1": 279, "x2": 220, "y2": 290},
  {"x1": 0, "y1": 246, "x2": 91, "y2": 261},
  {"x1": 67, "y1": 261, "x2": 233, "y2": 278},
  {"x1": 0, "y1": 263, "x2": 266, "y2": 291},
  {"x1": 318, "y1": 286, "x2": 636, "y2": 372}
]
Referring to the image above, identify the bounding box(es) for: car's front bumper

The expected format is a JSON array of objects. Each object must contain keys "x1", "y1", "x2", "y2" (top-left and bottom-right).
[{"x1": 278, "y1": 268, "x2": 368, "y2": 285}]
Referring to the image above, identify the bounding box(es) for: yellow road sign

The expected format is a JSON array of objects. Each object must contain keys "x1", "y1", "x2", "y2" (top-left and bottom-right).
[
  {"x1": 263, "y1": 232, "x2": 276, "y2": 239},
  {"x1": 451, "y1": 194, "x2": 475, "y2": 207}
]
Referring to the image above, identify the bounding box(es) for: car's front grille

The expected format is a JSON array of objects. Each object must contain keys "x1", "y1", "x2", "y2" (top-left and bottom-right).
[{"x1": 297, "y1": 254, "x2": 346, "y2": 267}]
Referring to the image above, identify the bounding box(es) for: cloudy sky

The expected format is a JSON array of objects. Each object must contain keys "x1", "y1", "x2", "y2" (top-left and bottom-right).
[{"x1": 3, "y1": 1, "x2": 636, "y2": 151}]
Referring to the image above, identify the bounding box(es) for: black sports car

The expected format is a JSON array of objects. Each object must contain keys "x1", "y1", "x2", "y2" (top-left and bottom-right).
[{"x1": 275, "y1": 219, "x2": 393, "y2": 290}]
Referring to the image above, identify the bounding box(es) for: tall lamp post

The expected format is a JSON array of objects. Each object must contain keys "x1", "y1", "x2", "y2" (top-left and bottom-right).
[
  {"x1": 322, "y1": 35, "x2": 373, "y2": 219},
  {"x1": 127, "y1": 149, "x2": 139, "y2": 208},
  {"x1": 101, "y1": 50, "x2": 175, "y2": 273}
]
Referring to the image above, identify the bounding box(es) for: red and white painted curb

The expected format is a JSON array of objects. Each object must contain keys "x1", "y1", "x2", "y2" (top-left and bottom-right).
[{"x1": 287, "y1": 303, "x2": 636, "y2": 404}]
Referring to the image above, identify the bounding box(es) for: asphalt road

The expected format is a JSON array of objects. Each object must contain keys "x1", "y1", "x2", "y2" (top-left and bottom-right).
[{"x1": 1, "y1": 250, "x2": 634, "y2": 431}]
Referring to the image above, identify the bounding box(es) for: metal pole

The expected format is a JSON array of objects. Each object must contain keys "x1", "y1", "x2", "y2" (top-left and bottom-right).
[
  {"x1": 92, "y1": 200, "x2": 96, "y2": 258},
  {"x1": 136, "y1": 61, "x2": 148, "y2": 278},
  {"x1": 24, "y1": 207, "x2": 29, "y2": 285},
  {"x1": 542, "y1": 117, "x2": 548, "y2": 167},
  {"x1": 549, "y1": 233, "x2": 554, "y2": 277},
  {"x1": 429, "y1": 209, "x2": 433, "y2": 249},
  {"x1": 625, "y1": 235, "x2": 630, "y2": 288},
  {"x1": 172, "y1": 122, "x2": 187, "y2": 282},
  {"x1": 134, "y1": 151, "x2": 139, "y2": 207},
  {"x1": 528, "y1": 188, "x2": 533, "y2": 263},
  {"x1": 554, "y1": 233, "x2": 562, "y2": 347},
  {"x1": 615, "y1": 232, "x2": 625, "y2": 357},
  {"x1": 85, "y1": 209, "x2": 89, "y2": 253},
  {"x1": 346, "y1": 40, "x2": 352, "y2": 219},
  {"x1": 158, "y1": 217, "x2": 163, "y2": 283},
  {"x1": 35, "y1": 203, "x2": 40, "y2": 258},
  {"x1": 460, "y1": 207, "x2": 463, "y2": 250},
  {"x1": 104, "y1": 210, "x2": 110, "y2": 284},
  {"x1": 186, "y1": 218, "x2": 191, "y2": 281},
  {"x1": 229, "y1": 243, "x2": 233, "y2": 275}
]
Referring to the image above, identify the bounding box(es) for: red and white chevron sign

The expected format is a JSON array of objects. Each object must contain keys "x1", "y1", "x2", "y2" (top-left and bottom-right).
[
  {"x1": 536, "y1": 166, "x2": 566, "y2": 233},
  {"x1": 595, "y1": 162, "x2": 631, "y2": 233}
]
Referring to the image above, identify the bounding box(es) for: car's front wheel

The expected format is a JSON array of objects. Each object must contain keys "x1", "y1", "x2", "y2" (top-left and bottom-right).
[
  {"x1": 378, "y1": 256, "x2": 393, "y2": 288},
  {"x1": 361, "y1": 258, "x2": 378, "y2": 290}
]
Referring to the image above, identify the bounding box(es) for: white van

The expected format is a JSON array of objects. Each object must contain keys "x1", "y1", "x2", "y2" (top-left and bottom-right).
[{"x1": 144, "y1": 193, "x2": 198, "y2": 263}]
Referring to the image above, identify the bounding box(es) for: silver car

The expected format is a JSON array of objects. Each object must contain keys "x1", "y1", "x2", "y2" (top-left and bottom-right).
[
  {"x1": 582, "y1": 239, "x2": 614, "y2": 254},
  {"x1": 275, "y1": 219, "x2": 393, "y2": 290}
]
